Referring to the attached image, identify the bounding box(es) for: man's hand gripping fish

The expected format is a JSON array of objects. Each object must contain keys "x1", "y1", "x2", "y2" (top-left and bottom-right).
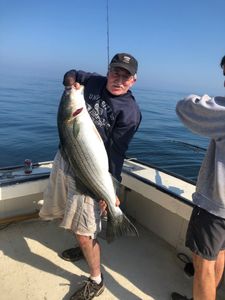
[{"x1": 57, "y1": 86, "x2": 138, "y2": 243}]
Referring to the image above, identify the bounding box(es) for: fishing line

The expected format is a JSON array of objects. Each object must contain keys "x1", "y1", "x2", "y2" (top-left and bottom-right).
[{"x1": 170, "y1": 140, "x2": 206, "y2": 153}]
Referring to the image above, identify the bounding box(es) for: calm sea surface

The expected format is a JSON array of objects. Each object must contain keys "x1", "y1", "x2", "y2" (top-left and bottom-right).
[{"x1": 0, "y1": 73, "x2": 209, "y2": 182}]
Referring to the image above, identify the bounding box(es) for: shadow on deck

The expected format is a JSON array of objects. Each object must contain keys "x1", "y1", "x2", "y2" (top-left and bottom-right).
[{"x1": 0, "y1": 219, "x2": 194, "y2": 300}]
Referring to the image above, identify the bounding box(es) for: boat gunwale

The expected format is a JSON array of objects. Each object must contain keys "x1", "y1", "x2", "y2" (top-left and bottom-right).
[
  {"x1": 126, "y1": 158, "x2": 196, "y2": 185},
  {"x1": 123, "y1": 158, "x2": 195, "y2": 208},
  {"x1": 0, "y1": 158, "x2": 196, "y2": 209},
  {"x1": 0, "y1": 161, "x2": 52, "y2": 171},
  {"x1": 0, "y1": 161, "x2": 52, "y2": 187},
  {"x1": 0, "y1": 173, "x2": 50, "y2": 187},
  {"x1": 123, "y1": 168, "x2": 194, "y2": 208}
]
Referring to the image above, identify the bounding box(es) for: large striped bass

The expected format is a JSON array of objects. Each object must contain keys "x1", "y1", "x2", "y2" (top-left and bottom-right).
[{"x1": 57, "y1": 86, "x2": 138, "y2": 243}]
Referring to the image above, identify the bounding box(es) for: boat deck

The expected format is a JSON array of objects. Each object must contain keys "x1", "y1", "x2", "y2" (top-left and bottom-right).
[
  {"x1": 0, "y1": 218, "x2": 197, "y2": 300},
  {"x1": 0, "y1": 158, "x2": 224, "y2": 299}
]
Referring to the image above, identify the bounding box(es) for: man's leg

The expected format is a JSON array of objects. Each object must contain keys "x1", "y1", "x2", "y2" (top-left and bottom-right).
[
  {"x1": 61, "y1": 200, "x2": 107, "y2": 262},
  {"x1": 192, "y1": 250, "x2": 225, "y2": 299},
  {"x1": 192, "y1": 253, "x2": 218, "y2": 300},
  {"x1": 215, "y1": 250, "x2": 225, "y2": 287},
  {"x1": 171, "y1": 250, "x2": 225, "y2": 300},
  {"x1": 69, "y1": 235, "x2": 104, "y2": 300},
  {"x1": 69, "y1": 197, "x2": 104, "y2": 300},
  {"x1": 76, "y1": 234, "x2": 101, "y2": 278}
]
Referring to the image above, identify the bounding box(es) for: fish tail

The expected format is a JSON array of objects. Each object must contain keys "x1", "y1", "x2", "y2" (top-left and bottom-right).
[{"x1": 106, "y1": 213, "x2": 139, "y2": 243}]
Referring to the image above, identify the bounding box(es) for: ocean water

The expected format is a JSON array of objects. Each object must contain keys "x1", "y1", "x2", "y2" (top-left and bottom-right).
[{"x1": 0, "y1": 73, "x2": 209, "y2": 181}]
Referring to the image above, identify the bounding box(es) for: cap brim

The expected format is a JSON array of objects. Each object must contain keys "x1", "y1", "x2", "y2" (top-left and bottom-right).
[{"x1": 109, "y1": 63, "x2": 135, "y2": 76}]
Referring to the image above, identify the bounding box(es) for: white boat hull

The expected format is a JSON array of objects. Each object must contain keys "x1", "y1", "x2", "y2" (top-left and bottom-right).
[
  {"x1": 0, "y1": 159, "x2": 195, "y2": 255},
  {"x1": 0, "y1": 162, "x2": 51, "y2": 220}
]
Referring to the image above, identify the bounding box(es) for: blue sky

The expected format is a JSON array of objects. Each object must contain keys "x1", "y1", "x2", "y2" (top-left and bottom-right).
[{"x1": 1, "y1": 0, "x2": 225, "y2": 94}]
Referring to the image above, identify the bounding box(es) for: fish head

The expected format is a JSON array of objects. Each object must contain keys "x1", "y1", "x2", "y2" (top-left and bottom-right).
[{"x1": 59, "y1": 86, "x2": 85, "y2": 121}]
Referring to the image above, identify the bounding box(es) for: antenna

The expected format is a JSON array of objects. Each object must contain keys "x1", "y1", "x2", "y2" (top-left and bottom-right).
[{"x1": 106, "y1": 0, "x2": 110, "y2": 65}]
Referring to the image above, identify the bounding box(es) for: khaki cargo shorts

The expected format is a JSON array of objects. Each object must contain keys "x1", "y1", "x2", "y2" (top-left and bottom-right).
[{"x1": 40, "y1": 150, "x2": 102, "y2": 239}]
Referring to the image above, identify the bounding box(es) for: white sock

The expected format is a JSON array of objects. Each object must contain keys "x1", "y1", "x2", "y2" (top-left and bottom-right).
[{"x1": 90, "y1": 274, "x2": 102, "y2": 284}]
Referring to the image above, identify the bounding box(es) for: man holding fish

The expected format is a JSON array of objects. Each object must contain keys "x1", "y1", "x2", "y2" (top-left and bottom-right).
[{"x1": 40, "y1": 53, "x2": 141, "y2": 299}]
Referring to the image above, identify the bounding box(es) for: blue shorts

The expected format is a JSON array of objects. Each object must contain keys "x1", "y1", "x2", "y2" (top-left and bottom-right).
[{"x1": 186, "y1": 206, "x2": 225, "y2": 260}]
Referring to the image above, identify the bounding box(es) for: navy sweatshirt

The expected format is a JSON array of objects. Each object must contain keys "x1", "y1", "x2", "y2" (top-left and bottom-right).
[{"x1": 63, "y1": 70, "x2": 142, "y2": 181}]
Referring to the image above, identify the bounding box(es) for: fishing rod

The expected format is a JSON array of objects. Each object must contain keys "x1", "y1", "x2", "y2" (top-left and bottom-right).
[{"x1": 106, "y1": 0, "x2": 110, "y2": 65}]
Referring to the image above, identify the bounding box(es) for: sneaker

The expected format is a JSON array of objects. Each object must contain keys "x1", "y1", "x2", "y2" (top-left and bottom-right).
[
  {"x1": 70, "y1": 276, "x2": 105, "y2": 300},
  {"x1": 60, "y1": 247, "x2": 84, "y2": 262},
  {"x1": 171, "y1": 292, "x2": 193, "y2": 300}
]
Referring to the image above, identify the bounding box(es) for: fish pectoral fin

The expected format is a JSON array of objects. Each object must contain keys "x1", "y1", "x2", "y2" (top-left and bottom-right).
[{"x1": 72, "y1": 122, "x2": 80, "y2": 138}]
